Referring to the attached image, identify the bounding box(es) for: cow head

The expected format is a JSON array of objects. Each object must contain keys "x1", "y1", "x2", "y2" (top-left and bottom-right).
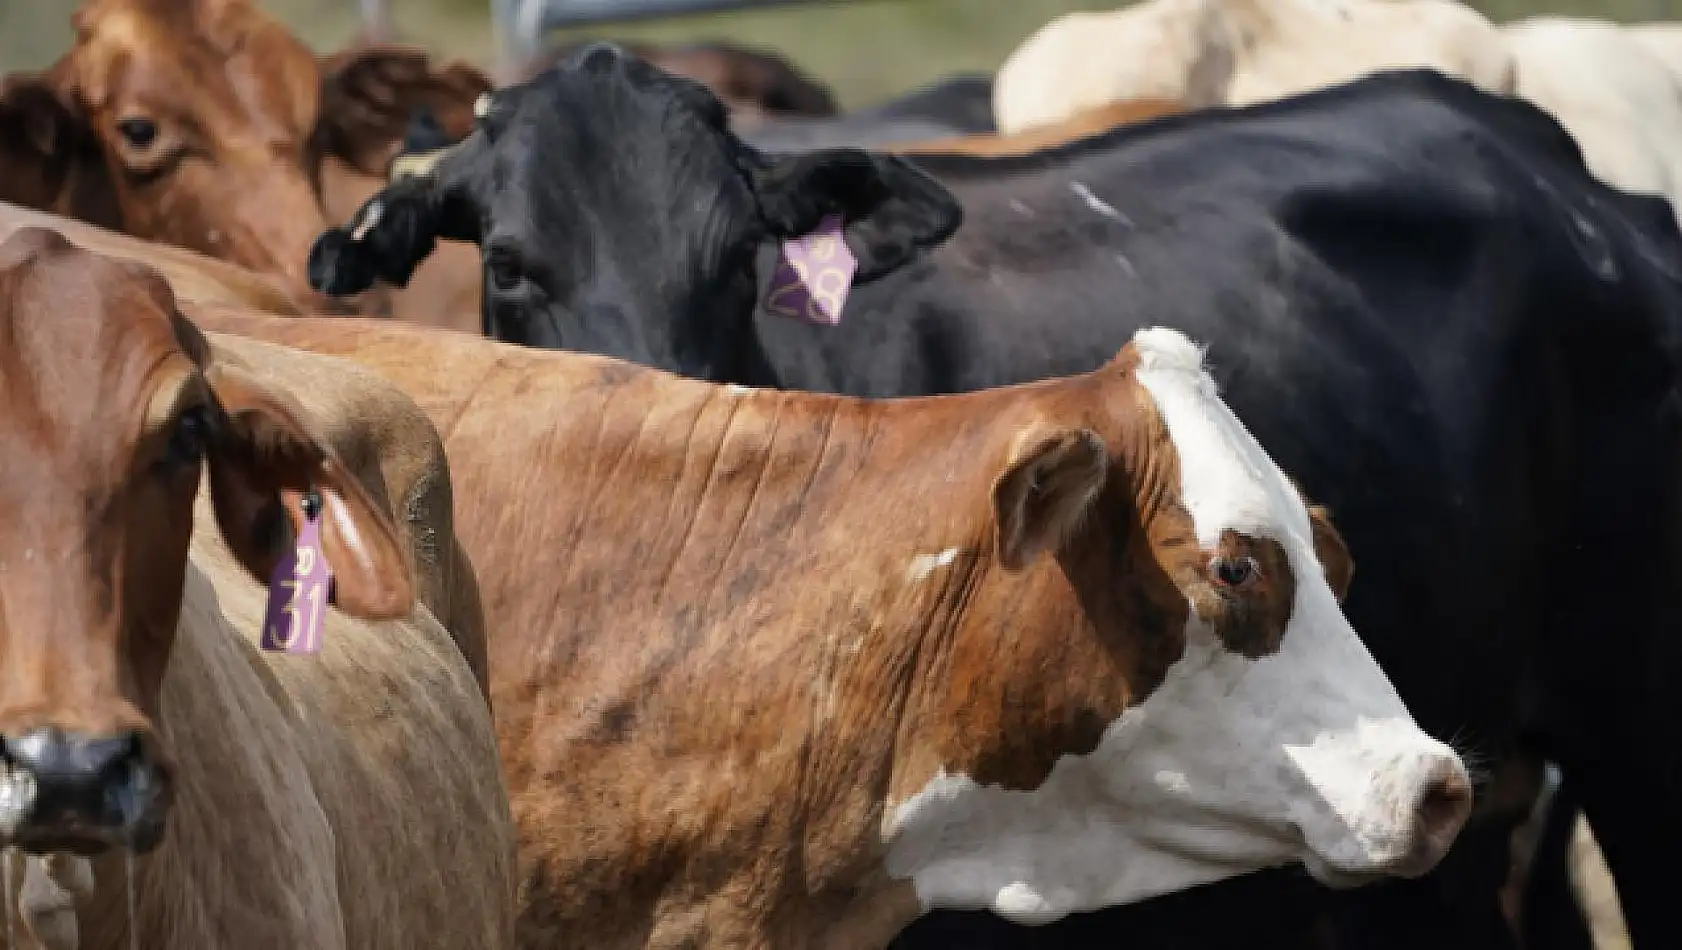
[
  {"x1": 880, "y1": 329, "x2": 1471, "y2": 920},
  {"x1": 308, "y1": 44, "x2": 961, "y2": 380},
  {"x1": 0, "y1": 0, "x2": 488, "y2": 311},
  {"x1": 0, "y1": 228, "x2": 411, "y2": 856}
]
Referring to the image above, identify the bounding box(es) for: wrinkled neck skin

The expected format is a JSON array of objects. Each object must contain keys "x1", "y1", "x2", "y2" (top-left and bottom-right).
[{"x1": 5, "y1": 560, "x2": 339, "y2": 950}]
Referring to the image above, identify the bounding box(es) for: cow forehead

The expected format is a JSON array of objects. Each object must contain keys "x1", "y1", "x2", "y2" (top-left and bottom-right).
[
  {"x1": 72, "y1": 1, "x2": 311, "y2": 130},
  {"x1": 1130, "y1": 329, "x2": 1311, "y2": 550},
  {"x1": 0, "y1": 233, "x2": 192, "y2": 446}
]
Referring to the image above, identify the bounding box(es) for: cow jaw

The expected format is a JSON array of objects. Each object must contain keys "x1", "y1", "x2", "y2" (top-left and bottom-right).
[{"x1": 880, "y1": 328, "x2": 1470, "y2": 923}]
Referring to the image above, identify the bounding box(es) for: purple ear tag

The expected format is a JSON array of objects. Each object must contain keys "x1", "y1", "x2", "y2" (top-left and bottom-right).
[
  {"x1": 260, "y1": 491, "x2": 333, "y2": 655},
  {"x1": 766, "y1": 213, "x2": 857, "y2": 326}
]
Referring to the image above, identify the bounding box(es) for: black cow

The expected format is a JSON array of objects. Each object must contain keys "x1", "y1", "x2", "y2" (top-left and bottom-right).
[{"x1": 309, "y1": 48, "x2": 1682, "y2": 950}]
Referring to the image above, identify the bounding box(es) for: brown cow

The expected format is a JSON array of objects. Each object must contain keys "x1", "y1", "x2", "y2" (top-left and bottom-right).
[
  {"x1": 892, "y1": 98, "x2": 1187, "y2": 156},
  {"x1": 0, "y1": 229, "x2": 513, "y2": 947},
  {"x1": 201, "y1": 309, "x2": 1472, "y2": 948},
  {"x1": 0, "y1": 0, "x2": 487, "y2": 328},
  {"x1": 530, "y1": 39, "x2": 838, "y2": 127},
  {"x1": 0, "y1": 202, "x2": 489, "y2": 697}
]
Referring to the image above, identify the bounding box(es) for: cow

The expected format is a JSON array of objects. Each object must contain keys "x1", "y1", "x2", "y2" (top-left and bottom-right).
[
  {"x1": 189, "y1": 303, "x2": 1473, "y2": 949},
  {"x1": 0, "y1": 201, "x2": 489, "y2": 697},
  {"x1": 527, "y1": 39, "x2": 838, "y2": 125},
  {"x1": 990, "y1": 0, "x2": 1514, "y2": 134},
  {"x1": 1626, "y1": 21, "x2": 1682, "y2": 91},
  {"x1": 308, "y1": 53, "x2": 1682, "y2": 949},
  {"x1": 0, "y1": 0, "x2": 489, "y2": 327},
  {"x1": 0, "y1": 227, "x2": 515, "y2": 948}
]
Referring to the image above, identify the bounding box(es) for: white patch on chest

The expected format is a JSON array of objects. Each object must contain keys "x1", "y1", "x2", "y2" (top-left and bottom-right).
[{"x1": 905, "y1": 547, "x2": 961, "y2": 582}]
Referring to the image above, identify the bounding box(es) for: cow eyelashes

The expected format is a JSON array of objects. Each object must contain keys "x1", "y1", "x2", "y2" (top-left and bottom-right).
[{"x1": 1212, "y1": 555, "x2": 1261, "y2": 589}]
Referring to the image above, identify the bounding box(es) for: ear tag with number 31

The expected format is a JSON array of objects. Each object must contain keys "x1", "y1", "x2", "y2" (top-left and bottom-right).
[{"x1": 261, "y1": 490, "x2": 332, "y2": 655}]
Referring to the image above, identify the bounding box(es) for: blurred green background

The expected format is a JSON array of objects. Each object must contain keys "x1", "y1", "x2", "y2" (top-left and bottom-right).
[{"x1": 5, "y1": 0, "x2": 1682, "y2": 109}]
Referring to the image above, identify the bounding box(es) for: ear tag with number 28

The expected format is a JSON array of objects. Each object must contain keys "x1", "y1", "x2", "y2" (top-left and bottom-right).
[{"x1": 261, "y1": 490, "x2": 332, "y2": 655}]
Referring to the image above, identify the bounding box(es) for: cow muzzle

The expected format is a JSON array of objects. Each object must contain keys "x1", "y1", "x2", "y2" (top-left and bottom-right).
[
  {"x1": 0, "y1": 728, "x2": 168, "y2": 856},
  {"x1": 1299, "y1": 749, "x2": 1474, "y2": 888}
]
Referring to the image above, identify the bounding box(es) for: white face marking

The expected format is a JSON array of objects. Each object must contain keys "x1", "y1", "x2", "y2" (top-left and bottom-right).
[
  {"x1": 351, "y1": 201, "x2": 384, "y2": 242},
  {"x1": 883, "y1": 327, "x2": 1467, "y2": 921},
  {"x1": 906, "y1": 547, "x2": 961, "y2": 582}
]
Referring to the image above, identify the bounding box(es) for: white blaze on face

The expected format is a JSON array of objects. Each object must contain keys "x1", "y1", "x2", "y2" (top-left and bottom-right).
[{"x1": 883, "y1": 327, "x2": 1468, "y2": 923}]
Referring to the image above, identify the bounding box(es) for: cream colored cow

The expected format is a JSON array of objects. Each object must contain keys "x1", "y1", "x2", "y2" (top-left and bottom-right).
[
  {"x1": 1501, "y1": 18, "x2": 1682, "y2": 226},
  {"x1": 993, "y1": 0, "x2": 1514, "y2": 133}
]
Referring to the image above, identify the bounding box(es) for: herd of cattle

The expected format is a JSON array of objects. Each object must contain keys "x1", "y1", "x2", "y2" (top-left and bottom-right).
[{"x1": 1, "y1": 0, "x2": 1680, "y2": 947}]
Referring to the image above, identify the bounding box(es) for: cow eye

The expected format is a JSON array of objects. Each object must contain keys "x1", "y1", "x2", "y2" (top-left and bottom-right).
[
  {"x1": 166, "y1": 405, "x2": 211, "y2": 467},
  {"x1": 486, "y1": 247, "x2": 524, "y2": 292},
  {"x1": 116, "y1": 117, "x2": 158, "y2": 150},
  {"x1": 1212, "y1": 555, "x2": 1261, "y2": 589}
]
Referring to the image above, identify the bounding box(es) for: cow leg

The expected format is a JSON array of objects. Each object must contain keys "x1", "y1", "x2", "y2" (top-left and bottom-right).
[{"x1": 1518, "y1": 773, "x2": 1596, "y2": 950}]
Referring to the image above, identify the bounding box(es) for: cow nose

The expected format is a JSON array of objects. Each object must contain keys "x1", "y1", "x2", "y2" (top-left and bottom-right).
[
  {"x1": 1, "y1": 728, "x2": 160, "y2": 854},
  {"x1": 1400, "y1": 755, "x2": 1473, "y2": 875}
]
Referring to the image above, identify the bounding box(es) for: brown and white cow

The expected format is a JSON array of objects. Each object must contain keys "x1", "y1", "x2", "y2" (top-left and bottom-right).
[
  {"x1": 200, "y1": 309, "x2": 1472, "y2": 948},
  {"x1": 0, "y1": 229, "x2": 514, "y2": 947},
  {"x1": 0, "y1": 0, "x2": 488, "y2": 328}
]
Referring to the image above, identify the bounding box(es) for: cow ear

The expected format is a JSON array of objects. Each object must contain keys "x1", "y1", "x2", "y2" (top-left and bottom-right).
[
  {"x1": 202, "y1": 359, "x2": 413, "y2": 620},
  {"x1": 308, "y1": 175, "x2": 452, "y2": 296},
  {"x1": 992, "y1": 428, "x2": 1109, "y2": 571},
  {"x1": 756, "y1": 148, "x2": 962, "y2": 283},
  {"x1": 0, "y1": 73, "x2": 113, "y2": 221},
  {"x1": 315, "y1": 44, "x2": 491, "y2": 177},
  {"x1": 1306, "y1": 503, "x2": 1355, "y2": 603}
]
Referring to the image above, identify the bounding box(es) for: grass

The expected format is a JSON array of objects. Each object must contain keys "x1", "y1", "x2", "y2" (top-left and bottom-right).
[{"x1": 7, "y1": 0, "x2": 1682, "y2": 107}]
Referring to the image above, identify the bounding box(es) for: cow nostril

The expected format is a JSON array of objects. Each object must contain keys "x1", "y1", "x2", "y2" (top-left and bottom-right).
[
  {"x1": 1414, "y1": 763, "x2": 1474, "y2": 842},
  {"x1": 3, "y1": 728, "x2": 145, "y2": 790}
]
